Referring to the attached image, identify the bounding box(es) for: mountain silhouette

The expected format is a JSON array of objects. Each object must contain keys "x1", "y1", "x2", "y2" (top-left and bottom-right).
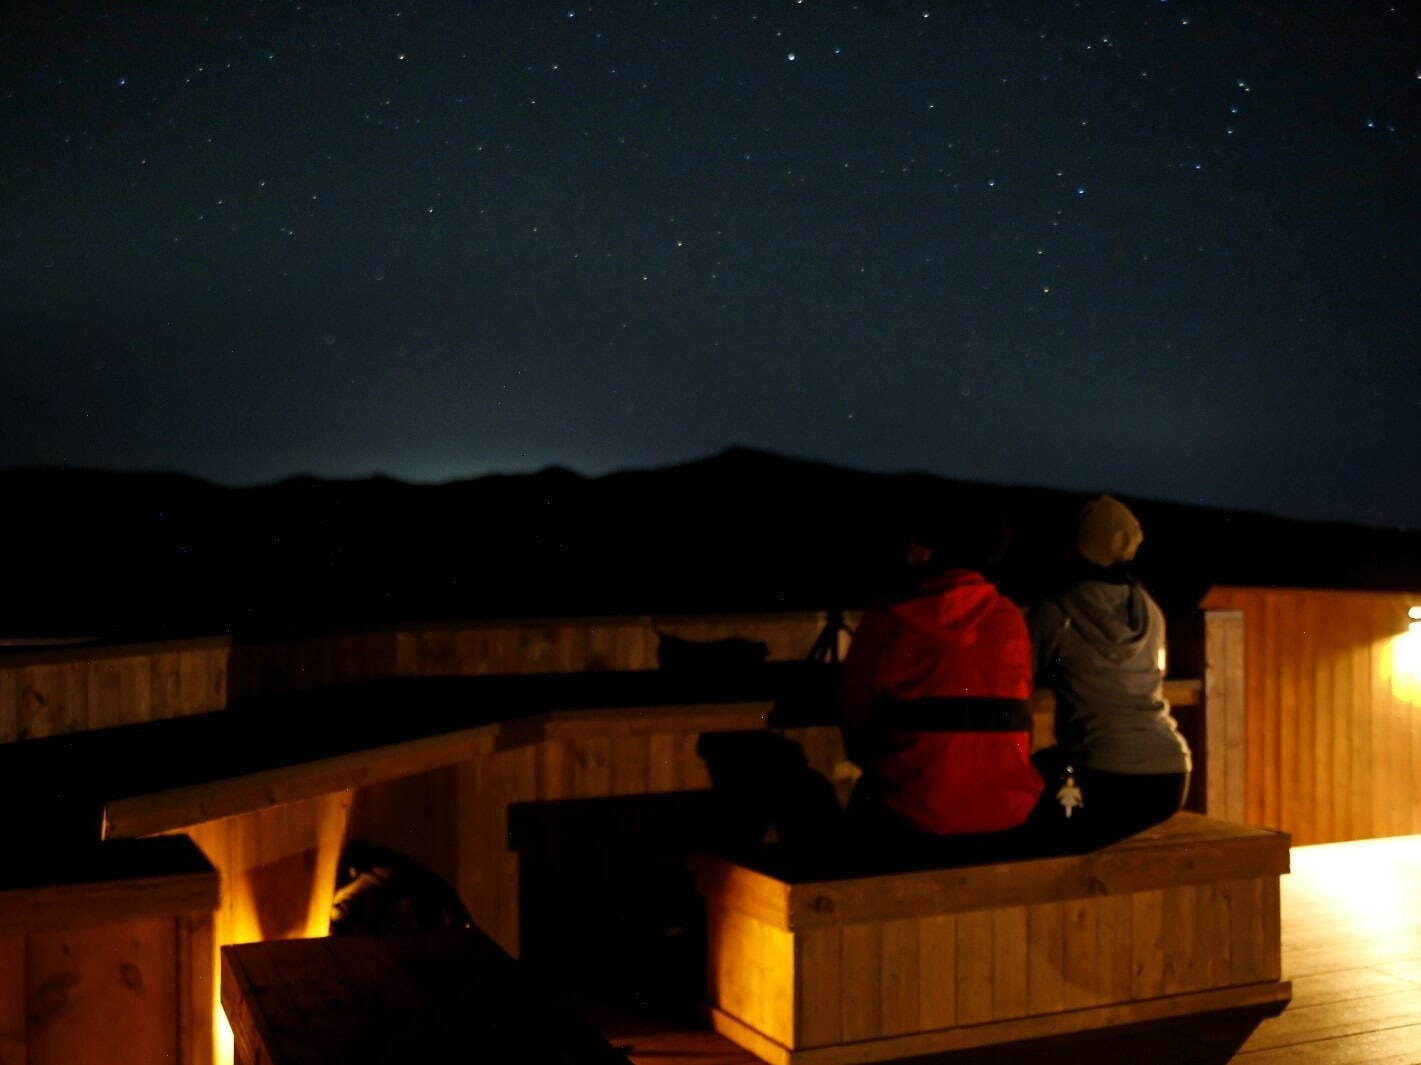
[{"x1": 2, "y1": 448, "x2": 1418, "y2": 646}]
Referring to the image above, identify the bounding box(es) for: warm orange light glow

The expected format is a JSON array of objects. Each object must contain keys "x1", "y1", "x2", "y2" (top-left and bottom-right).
[
  {"x1": 1391, "y1": 630, "x2": 1421, "y2": 707},
  {"x1": 1288, "y1": 836, "x2": 1421, "y2": 959},
  {"x1": 217, "y1": 1003, "x2": 235, "y2": 1065},
  {"x1": 180, "y1": 790, "x2": 351, "y2": 1065}
]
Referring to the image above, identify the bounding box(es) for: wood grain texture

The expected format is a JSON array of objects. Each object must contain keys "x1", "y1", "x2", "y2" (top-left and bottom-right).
[
  {"x1": 914, "y1": 913, "x2": 955, "y2": 1032},
  {"x1": 1026, "y1": 901, "x2": 1065, "y2": 1015},
  {"x1": 182, "y1": 791, "x2": 351, "y2": 950},
  {"x1": 699, "y1": 814, "x2": 1289, "y2": 932},
  {"x1": 27, "y1": 918, "x2": 179, "y2": 1065},
  {"x1": 104, "y1": 725, "x2": 496, "y2": 838},
  {"x1": 0, "y1": 838, "x2": 218, "y2": 935},
  {"x1": 1061, "y1": 895, "x2": 1101, "y2": 1010},
  {"x1": 0, "y1": 933, "x2": 25, "y2": 1065},
  {"x1": 1, "y1": 612, "x2": 842, "y2": 741},
  {"x1": 1202, "y1": 586, "x2": 1421, "y2": 845},
  {"x1": 838, "y1": 922, "x2": 882, "y2": 1042},
  {"x1": 590, "y1": 831, "x2": 1421, "y2": 1065},
  {"x1": 794, "y1": 927, "x2": 842, "y2": 1048},
  {"x1": 953, "y1": 909, "x2": 993, "y2": 1026},
  {"x1": 177, "y1": 912, "x2": 216, "y2": 1065},
  {"x1": 709, "y1": 907, "x2": 796, "y2": 1048},
  {"x1": 0, "y1": 834, "x2": 217, "y2": 1065},
  {"x1": 876, "y1": 918, "x2": 918, "y2": 1036},
  {"x1": 702, "y1": 814, "x2": 1288, "y2": 1059}
]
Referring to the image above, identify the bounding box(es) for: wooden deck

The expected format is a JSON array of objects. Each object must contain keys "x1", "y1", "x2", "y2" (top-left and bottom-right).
[
  {"x1": 583, "y1": 833, "x2": 1421, "y2": 1065},
  {"x1": 1236, "y1": 833, "x2": 1421, "y2": 1064}
]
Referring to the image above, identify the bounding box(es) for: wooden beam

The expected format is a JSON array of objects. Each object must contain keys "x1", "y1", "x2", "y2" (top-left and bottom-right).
[
  {"x1": 1204, "y1": 610, "x2": 1247, "y2": 823},
  {"x1": 102, "y1": 723, "x2": 498, "y2": 838},
  {"x1": 1163, "y1": 677, "x2": 1202, "y2": 707}
]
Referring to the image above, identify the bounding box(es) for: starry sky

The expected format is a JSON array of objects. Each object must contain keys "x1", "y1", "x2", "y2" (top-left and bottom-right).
[{"x1": 3, "y1": 2, "x2": 1419, "y2": 527}]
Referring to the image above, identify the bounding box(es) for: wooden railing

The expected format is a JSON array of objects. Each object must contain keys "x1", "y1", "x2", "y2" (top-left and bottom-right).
[
  {"x1": 0, "y1": 636, "x2": 229, "y2": 742},
  {"x1": 0, "y1": 613, "x2": 840, "y2": 742}
]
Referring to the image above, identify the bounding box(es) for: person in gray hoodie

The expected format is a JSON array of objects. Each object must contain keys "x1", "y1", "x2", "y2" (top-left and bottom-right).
[{"x1": 1027, "y1": 495, "x2": 1191, "y2": 850}]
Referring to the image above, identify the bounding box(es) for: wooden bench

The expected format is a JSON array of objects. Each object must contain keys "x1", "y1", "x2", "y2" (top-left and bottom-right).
[
  {"x1": 0, "y1": 835, "x2": 218, "y2": 1065},
  {"x1": 695, "y1": 813, "x2": 1290, "y2": 1065},
  {"x1": 221, "y1": 927, "x2": 630, "y2": 1065}
]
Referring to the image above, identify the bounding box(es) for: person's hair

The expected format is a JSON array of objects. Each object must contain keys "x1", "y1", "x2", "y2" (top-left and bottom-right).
[{"x1": 906, "y1": 497, "x2": 1010, "y2": 573}]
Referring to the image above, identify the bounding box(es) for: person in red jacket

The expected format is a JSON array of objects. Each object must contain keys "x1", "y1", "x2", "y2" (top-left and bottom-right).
[{"x1": 841, "y1": 505, "x2": 1042, "y2": 841}]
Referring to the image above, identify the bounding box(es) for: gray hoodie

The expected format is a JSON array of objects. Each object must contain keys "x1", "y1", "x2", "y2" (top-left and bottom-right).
[{"x1": 1029, "y1": 578, "x2": 1191, "y2": 775}]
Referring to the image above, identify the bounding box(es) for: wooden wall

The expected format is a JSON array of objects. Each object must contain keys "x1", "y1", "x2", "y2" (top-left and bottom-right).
[
  {"x1": 352, "y1": 715, "x2": 852, "y2": 962},
  {"x1": 0, "y1": 613, "x2": 841, "y2": 740},
  {"x1": 0, "y1": 637, "x2": 229, "y2": 743},
  {"x1": 227, "y1": 612, "x2": 843, "y2": 698},
  {"x1": 716, "y1": 878, "x2": 1282, "y2": 1051},
  {"x1": 1201, "y1": 586, "x2": 1421, "y2": 846}
]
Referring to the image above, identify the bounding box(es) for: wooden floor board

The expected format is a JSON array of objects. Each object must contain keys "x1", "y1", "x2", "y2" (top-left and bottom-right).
[
  {"x1": 1238, "y1": 833, "x2": 1421, "y2": 1064},
  {"x1": 1240, "y1": 989, "x2": 1421, "y2": 1052},
  {"x1": 1285, "y1": 967, "x2": 1419, "y2": 1010},
  {"x1": 1233, "y1": 1023, "x2": 1421, "y2": 1065}
]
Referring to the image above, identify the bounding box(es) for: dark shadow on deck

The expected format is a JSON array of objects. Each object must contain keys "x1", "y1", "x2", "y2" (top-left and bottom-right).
[
  {"x1": 509, "y1": 730, "x2": 844, "y2": 1016},
  {"x1": 511, "y1": 789, "x2": 717, "y2": 1017}
]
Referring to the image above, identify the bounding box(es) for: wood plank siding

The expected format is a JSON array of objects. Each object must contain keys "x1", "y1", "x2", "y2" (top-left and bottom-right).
[
  {"x1": 0, "y1": 614, "x2": 839, "y2": 742},
  {"x1": 697, "y1": 814, "x2": 1291, "y2": 1064},
  {"x1": 0, "y1": 836, "x2": 219, "y2": 1065},
  {"x1": 1202, "y1": 587, "x2": 1421, "y2": 845},
  {"x1": 0, "y1": 637, "x2": 229, "y2": 743}
]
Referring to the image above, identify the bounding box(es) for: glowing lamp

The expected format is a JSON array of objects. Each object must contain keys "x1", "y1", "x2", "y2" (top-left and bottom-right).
[{"x1": 1410, "y1": 605, "x2": 1421, "y2": 632}]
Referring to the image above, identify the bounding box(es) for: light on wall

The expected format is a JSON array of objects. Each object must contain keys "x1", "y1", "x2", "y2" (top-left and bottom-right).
[{"x1": 1393, "y1": 608, "x2": 1421, "y2": 708}]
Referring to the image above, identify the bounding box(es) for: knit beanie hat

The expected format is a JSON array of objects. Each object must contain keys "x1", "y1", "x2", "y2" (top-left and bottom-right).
[{"x1": 1076, "y1": 495, "x2": 1143, "y2": 568}]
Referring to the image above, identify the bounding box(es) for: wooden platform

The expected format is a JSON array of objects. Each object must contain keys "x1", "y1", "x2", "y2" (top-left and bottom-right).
[
  {"x1": 585, "y1": 832, "x2": 1421, "y2": 1065},
  {"x1": 694, "y1": 813, "x2": 1291, "y2": 1064}
]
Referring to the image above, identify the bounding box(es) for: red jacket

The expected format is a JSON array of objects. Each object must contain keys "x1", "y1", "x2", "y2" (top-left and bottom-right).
[{"x1": 841, "y1": 569, "x2": 1041, "y2": 834}]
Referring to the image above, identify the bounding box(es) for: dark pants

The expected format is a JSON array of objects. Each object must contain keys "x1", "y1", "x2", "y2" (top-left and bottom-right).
[
  {"x1": 1023, "y1": 753, "x2": 1190, "y2": 854},
  {"x1": 842, "y1": 760, "x2": 1188, "y2": 870},
  {"x1": 843, "y1": 775, "x2": 1035, "y2": 869}
]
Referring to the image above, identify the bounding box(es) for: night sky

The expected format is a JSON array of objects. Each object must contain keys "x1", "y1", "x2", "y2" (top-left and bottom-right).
[{"x1": 4, "y1": 2, "x2": 1419, "y2": 527}]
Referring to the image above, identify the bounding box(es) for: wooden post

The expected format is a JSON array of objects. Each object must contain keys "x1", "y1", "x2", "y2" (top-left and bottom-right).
[{"x1": 1204, "y1": 610, "x2": 1246, "y2": 824}]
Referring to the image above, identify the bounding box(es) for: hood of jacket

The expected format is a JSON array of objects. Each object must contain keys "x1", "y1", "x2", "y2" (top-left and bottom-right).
[
  {"x1": 887, "y1": 568, "x2": 1001, "y2": 639},
  {"x1": 1053, "y1": 578, "x2": 1152, "y2": 665}
]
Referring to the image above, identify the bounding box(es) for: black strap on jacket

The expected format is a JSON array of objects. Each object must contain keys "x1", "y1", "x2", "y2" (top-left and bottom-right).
[{"x1": 879, "y1": 696, "x2": 1031, "y2": 733}]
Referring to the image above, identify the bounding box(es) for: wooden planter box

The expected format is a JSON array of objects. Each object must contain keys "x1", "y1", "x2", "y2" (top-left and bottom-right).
[
  {"x1": 696, "y1": 813, "x2": 1291, "y2": 1065},
  {"x1": 0, "y1": 835, "x2": 219, "y2": 1065}
]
